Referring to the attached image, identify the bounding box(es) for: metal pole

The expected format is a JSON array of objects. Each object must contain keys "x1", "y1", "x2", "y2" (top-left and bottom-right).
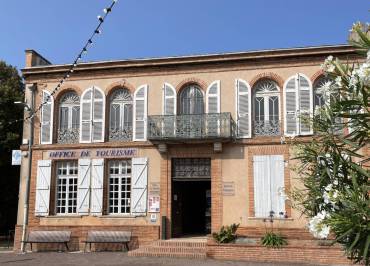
[{"x1": 20, "y1": 84, "x2": 35, "y2": 252}]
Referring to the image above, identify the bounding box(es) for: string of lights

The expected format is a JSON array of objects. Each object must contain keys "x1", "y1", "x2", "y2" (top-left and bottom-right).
[{"x1": 3, "y1": 0, "x2": 119, "y2": 127}]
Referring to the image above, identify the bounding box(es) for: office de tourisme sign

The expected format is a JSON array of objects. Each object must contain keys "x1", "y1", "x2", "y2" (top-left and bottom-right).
[{"x1": 44, "y1": 148, "x2": 137, "y2": 159}]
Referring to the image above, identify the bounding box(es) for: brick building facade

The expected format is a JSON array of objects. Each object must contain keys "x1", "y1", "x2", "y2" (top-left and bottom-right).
[{"x1": 15, "y1": 45, "x2": 361, "y2": 254}]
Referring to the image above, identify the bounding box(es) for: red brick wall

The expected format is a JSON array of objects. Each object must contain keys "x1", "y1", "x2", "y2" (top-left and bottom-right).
[{"x1": 207, "y1": 242, "x2": 353, "y2": 265}]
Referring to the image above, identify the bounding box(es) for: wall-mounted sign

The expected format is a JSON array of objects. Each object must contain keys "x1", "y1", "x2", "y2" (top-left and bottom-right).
[
  {"x1": 12, "y1": 150, "x2": 22, "y2": 165},
  {"x1": 222, "y1": 182, "x2": 235, "y2": 196},
  {"x1": 149, "y1": 182, "x2": 160, "y2": 196},
  {"x1": 44, "y1": 148, "x2": 137, "y2": 160},
  {"x1": 148, "y1": 195, "x2": 160, "y2": 213}
]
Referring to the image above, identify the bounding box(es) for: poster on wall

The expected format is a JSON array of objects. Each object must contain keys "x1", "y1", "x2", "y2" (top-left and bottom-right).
[{"x1": 148, "y1": 195, "x2": 160, "y2": 213}]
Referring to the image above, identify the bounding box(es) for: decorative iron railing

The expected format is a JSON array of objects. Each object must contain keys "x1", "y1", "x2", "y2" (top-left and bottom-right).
[
  {"x1": 57, "y1": 128, "x2": 80, "y2": 144},
  {"x1": 109, "y1": 127, "x2": 133, "y2": 141},
  {"x1": 148, "y1": 112, "x2": 235, "y2": 140},
  {"x1": 253, "y1": 120, "x2": 280, "y2": 136}
]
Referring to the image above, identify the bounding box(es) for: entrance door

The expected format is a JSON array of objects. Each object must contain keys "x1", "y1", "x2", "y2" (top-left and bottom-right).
[{"x1": 171, "y1": 158, "x2": 211, "y2": 237}]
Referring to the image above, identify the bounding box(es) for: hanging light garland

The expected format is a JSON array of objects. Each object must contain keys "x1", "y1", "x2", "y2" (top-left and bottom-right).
[{"x1": 3, "y1": 0, "x2": 119, "y2": 126}]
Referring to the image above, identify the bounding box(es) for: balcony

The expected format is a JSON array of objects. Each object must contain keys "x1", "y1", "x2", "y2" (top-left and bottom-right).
[
  {"x1": 253, "y1": 120, "x2": 281, "y2": 136},
  {"x1": 148, "y1": 112, "x2": 235, "y2": 141},
  {"x1": 109, "y1": 127, "x2": 133, "y2": 142},
  {"x1": 57, "y1": 128, "x2": 79, "y2": 144}
]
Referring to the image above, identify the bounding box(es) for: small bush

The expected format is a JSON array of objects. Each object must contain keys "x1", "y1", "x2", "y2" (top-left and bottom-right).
[
  {"x1": 261, "y1": 232, "x2": 287, "y2": 248},
  {"x1": 212, "y1": 223, "x2": 239, "y2": 243}
]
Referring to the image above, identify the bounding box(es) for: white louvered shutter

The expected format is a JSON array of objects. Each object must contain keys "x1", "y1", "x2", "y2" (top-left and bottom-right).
[
  {"x1": 77, "y1": 159, "x2": 91, "y2": 215},
  {"x1": 80, "y1": 89, "x2": 93, "y2": 143},
  {"x1": 90, "y1": 159, "x2": 104, "y2": 216},
  {"x1": 206, "y1": 81, "x2": 220, "y2": 113},
  {"x1": 284, "y1": 76, "x2": 298, "y2": 136},
  {"x1": 92, "y1": 88, "x2": 105, "y2": 142},
  {"x1": 269, "y1": 155, "x2": 285, "y2": 215},
  {"x1": 298, "y1": 75, "x2": 313, "y2": 135},
  {"x1": 163, "y1": 83, "x2": 176, "y2": 115},
  {"x1": 253, "y1": 156, "x2": 270, "y2": 217},
  {"x1": 236, "y1": 79, "x2": 251, "y2": 138},
  {"x1": 134, "y1": 85, "x2": 148, "y2": 141},
  {"x1": 131, "y1": 157, "x2": 148, "y2": 215},
  {"x1": 35, "y1": 160, "x2": 52, "y2": 216},
  {"x1": 40, "y1": 91, "x2": 53, "y2": 144}
]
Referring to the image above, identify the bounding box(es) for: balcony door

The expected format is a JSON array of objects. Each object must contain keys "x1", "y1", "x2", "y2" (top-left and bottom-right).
[
  {"x1": 179, "y1": 85, "x2": 204, "y2": 115},
  {"x1": 253, "y1": 80, "x2": 280, "y2": 136},
  {"x1": 177, "y1": 85, "x2": 204, "y2": 138}
]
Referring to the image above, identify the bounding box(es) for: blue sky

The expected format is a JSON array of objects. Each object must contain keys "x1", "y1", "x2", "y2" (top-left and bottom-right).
[{"x1": 1, "y1": 0, "x2": 369, "y2": 71}]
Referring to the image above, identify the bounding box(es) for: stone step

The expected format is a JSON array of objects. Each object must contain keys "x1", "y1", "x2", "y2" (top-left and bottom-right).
[
  {"x1": 134, "y1": 246, "x2": 206, "y2": 254},
  {"x1": 128, "y1": 250, "x2": 207, "y2": 259},
  {"x1": 152, "y1": 240, "x2": 206, "y2": 248}
]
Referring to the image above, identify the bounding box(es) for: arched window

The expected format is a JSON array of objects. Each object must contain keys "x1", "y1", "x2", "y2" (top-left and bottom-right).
[
  {"x1": 179, "y1": 85, "x2": 204, "y2": 115},
  {"x1": 109, "y1": 88, "x2": 133, "y2": 141},
  {"x1": 57, "y1": 92, "x2": 80, "y2": 144},
  {"x1": 253, "y1": 79, "x2": 280, "y2": 136}
]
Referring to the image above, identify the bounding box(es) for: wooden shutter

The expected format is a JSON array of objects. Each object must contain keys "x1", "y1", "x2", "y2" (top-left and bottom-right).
[
  {"x1": 269, "y1": 155, "x2": 285, "y2": 215},
  {"x1": 40, "y1": 91, "x2": 53, "y2": 144},
  {"x1": 92, "y1": 87, "x2": 105, "y2": 142},
  {"x1": 284, "y1": 76, "x2": 298, "y2": 136},
  {"x1": 236, "y1": 79, "x2": 251, "y2": 138},
  {"x1": 80, "y1": 89, "x2": 93, "y2": 143},
  {"x1": 298, "y1": 74, "x2": 313, "y2": 135},
  {"x1": 131, "y1": 157, "x2": 148, "y2": 215},
  {"x1": 163, "y1": 83, "x2": 176, "y2": 115},
  {"x1": 90, "y1": 159, "x2": 104, "y2": 216},
  {"x1": 35, "y1": 160, "x2": 52, "y2": 216},
  {"x1": 133, "y1": 85, "x2": 148, "y2": 141},
  {"x1": 77, "y1": 159, "x2": 91, "y2": 215},
  {"x1": 253, "y1": 156, "x2": 270, "y2": 217},
  {"x1": 206, "y1": 80, "x2": 220, "y2": 113}
]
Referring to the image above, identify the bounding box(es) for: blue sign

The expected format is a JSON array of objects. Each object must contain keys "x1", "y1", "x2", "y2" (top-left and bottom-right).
[{"x1": 12, "y1": 150, "x2": 22, "y2": 165}]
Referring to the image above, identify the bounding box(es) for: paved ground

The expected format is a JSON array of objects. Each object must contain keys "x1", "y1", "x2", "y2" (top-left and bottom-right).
[{"x1": 0, "y1": 252, "x2": 317, "y2": 266}]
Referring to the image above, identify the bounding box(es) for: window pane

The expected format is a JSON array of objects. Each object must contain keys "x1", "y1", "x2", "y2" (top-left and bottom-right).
[
  {"x1": 72, "y1": 106, "x2": 80, "y2": 129},
  {"x1": 110, "y1": 104, "x2": 120, "y2": 130},
  {"x1": 254, "y1": 97, "x2": 264, "y2": 121}
]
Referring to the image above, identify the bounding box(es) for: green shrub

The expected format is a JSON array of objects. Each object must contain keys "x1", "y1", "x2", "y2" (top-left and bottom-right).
[
  {"x1": 261, "y1": 232, "x2": 287, "y2": 248},
  {"x1": 212, "y1": 223, "x2": 239, "y2": 243}
]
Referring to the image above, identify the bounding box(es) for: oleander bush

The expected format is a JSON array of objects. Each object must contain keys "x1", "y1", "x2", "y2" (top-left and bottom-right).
[{"x1": 292, "y1": 22, "x2": 370, "y2": 265}]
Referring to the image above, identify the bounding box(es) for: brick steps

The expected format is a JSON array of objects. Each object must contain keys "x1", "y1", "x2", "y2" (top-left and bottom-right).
[{"x1": 128, "y1": 239, "x2": 207, "y2": 259}]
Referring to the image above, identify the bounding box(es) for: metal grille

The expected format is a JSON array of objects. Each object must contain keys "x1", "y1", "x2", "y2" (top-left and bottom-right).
[
  {"x1": 56, "y1": 161, "x2": 78, "y2": 214},
  {"x1": 172, "y1": 158, "x2": 211, "y2": 180},
  {"x1": 108, "y1": 160, "x2": 131, "y2": 214}
]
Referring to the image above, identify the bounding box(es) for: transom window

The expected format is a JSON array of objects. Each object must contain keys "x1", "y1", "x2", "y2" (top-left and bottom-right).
[
  {"x1": 253, "y1": 80, "x2": 280, "y2": 136},
  {"x1": 109, "y1": 88, "x2": 133, "y2": 141},
  {"x1": 108, "y1": 160, "x2": 132, "y2": 214},
  {"x1": 179, "y1": 85, "x2": 204, "y2": 115},
  {"x1": 56, "y1": 161, "x2": 78, "y2": 214},
  {"x1": 58, "y1": 92, "x2": 80, "y2": 144}
]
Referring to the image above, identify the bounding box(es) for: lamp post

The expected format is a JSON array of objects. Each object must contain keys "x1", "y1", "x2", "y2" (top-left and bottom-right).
[{"x1": 14, "y1": 85, "x2": 35, "y2": 253}]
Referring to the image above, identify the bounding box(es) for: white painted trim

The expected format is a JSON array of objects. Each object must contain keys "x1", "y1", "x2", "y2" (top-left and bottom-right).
[
  {"x1": 297, "y1": 73, "x2": 313, "y2": 136},
  {"x1": 283, "y1": 75, "x2": 297, "y2": 137}
]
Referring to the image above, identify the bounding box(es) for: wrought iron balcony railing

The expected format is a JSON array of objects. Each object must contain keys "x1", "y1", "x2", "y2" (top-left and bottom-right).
[
  {"x1": 253, "y1": 120, "x2": 280, "y2": 136},
  {"x1": 109, "y1": 127, "x2": 133, "y2": 142},
  {"x1": 57, "y1": 128, "x2": 80, "y2": 144},
  {"x1": 148, "y1": 112, "x2": 235, "y2": 141}
]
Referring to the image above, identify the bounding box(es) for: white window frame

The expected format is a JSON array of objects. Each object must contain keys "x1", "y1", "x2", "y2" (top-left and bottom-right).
[
  {"x1": 59, "y1": 92, "x2": 80, "y2": 130},
  {"x1": 55, "y1": 160, "x2": 79, "y2": 215},
  {"x1": 108, "y1": 160, "x2": 132, "y2": 215},
  {"x1": 162, "y1": 82, "x2": 177, "y2": 115},
  {"x1": 253, "y1": 81, "x2": 280, "y2": 122},
  {"x1": 206, "y1": 80, "x2": 221, "y2": 114},
  {"x1": 109, "y1": 89, "x2": 133, "y2": 137}
]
